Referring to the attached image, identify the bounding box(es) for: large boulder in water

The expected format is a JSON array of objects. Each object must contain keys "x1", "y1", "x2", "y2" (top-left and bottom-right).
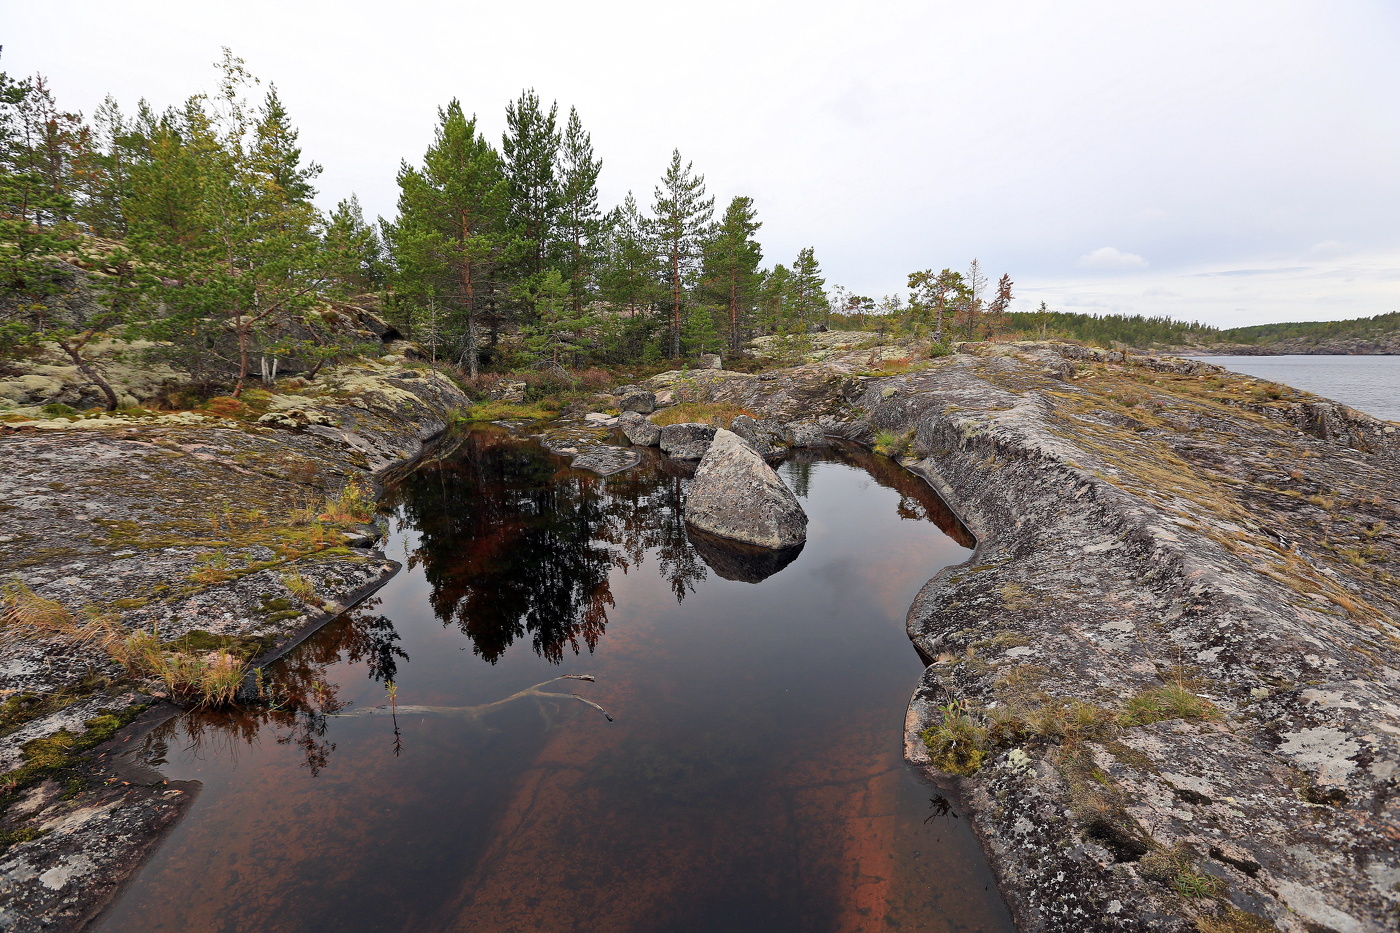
[
  {"x1": 684, "y1": 429, "x2": 807, "y2": 548},
  {"x1": 659, "y1": 422, "x2": 716, "y2": 460},
  {"x1": 619, "y1": 411, "x2": 660, "y2": 446},
  {"x1": 687, "y1": 526, "x2": 803, "y2": 582}
]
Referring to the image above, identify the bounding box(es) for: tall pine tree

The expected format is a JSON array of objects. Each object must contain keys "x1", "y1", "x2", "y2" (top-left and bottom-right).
[
  {"x1": 650, "y1": 149, "x2": 713, "y2": 358},
  {"x1": 701, "y1": 195, "x2": 762, "y2": 351},
  {"x1": 501, "y1": 89, "x2": 560, "y2": 297},
  {"x1": 556, "y1": 106, "x2": 602, "y2": 314},
  {"x1": 386, "y1": 100, "x2": 508, "y2": 378}
]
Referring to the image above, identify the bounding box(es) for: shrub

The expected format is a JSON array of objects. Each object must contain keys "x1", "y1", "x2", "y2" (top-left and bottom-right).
[
  {"x1": 320, "y1": 478, "x2": 374, "y2": 524},
  {"x1": 203, "y1": 396, "x2": 246, "y2": 418},
  {"x1": 0, "y1": 580, "x2": 248, "y2": 709},
  {"x1": 873, "y1": 429, "x2": 912, "y2": 458}
]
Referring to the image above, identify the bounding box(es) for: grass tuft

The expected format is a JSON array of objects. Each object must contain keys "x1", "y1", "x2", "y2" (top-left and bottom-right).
[
  {"x1": 1119, "y1": 684, "x2": 1222, "y2": 727},
  {"x1": 650, "y1": 402, "x2": 758, "y2": 429},
  {"x1": 1, "y1": 580, "x2": 248, "y2": 709}
]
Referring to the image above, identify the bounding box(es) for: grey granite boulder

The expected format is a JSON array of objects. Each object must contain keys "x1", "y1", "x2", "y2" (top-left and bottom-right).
[
  {"x1": 619, "y1": 388, "x2": 656, "y2": 414},
  {"x1": 730, "y1": 415, "x2": 785, "y2": 460},
  {"x1": 659, "y1": 422, "x2": 716, "y2": 460},
  {"x1": 787, "y1": 421, "x2": 830, "y2": 448},
  {"x1": 684, "y1": 429, "x2": 807, "y2": 548},
  {"x1": 699, "y1": 353, "x2": 723, "y2": 370},
  {"x1": 618, "y1": 411, "x2": 661, "y2": 446}
]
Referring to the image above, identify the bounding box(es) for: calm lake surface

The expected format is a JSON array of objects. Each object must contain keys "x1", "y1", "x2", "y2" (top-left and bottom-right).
[
  {"x1": 1192, "y1": 355, "x2": 1400, "y2": 422},
  {"x1": 96, "y1": 428, "x2": 1013, "y2": 933}
]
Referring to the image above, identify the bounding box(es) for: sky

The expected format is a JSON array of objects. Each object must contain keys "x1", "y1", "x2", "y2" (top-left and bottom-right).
[{"x1": 5, "y1": 0, "x2": 1399, "y2": 328}]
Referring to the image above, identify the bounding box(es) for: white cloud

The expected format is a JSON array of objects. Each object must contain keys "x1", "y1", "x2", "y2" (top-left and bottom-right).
[{"x1": 1078, "y1": 247, "x2": 1149, "y2": 270}]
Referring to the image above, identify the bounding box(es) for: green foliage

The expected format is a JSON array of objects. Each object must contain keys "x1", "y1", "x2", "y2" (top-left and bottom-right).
[
  {"x1": 520, "y1": 268, "x2": 596, "y2": 364},
  {"x1": 651, "y1": 149, "x2": 715, "y2": 357},
  {"x1": 872, "y1": 429, "x2": 913, "y2": 458},
  {"x1": 919, "y1": 700, "x2": 988, "y2": 776},
  {"x1": 701, "y1": 196, "x2": 763, "y2": 351},
  {"x1": 385, "y1": 99, "x2": 508, "y2": 378}
]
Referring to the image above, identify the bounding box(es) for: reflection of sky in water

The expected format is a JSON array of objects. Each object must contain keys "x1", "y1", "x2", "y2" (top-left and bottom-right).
[{"x1": 97, "y1": 433, "x2": 1009, "y2": 933}]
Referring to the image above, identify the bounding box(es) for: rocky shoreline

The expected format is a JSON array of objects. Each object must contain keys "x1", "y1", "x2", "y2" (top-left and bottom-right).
[
  {"x1": 637, "y1": 340, "x2": 1400, "y2": 933},
  {"x1": 0, "y1": 356, "x2": 469, "y2": 931},
  {"x1": 2, "y1": 336, "x2": 1398, "y2": 932}
]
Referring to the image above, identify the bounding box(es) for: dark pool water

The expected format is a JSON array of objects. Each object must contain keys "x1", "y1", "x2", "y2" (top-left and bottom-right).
[{"x1": 96, "y1": 428, "x2": 1013, "y2": 933}]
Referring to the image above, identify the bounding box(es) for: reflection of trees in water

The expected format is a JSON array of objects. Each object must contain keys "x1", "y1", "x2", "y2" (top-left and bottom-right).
[
  {"x1": 140, "y1": 602, "x2": 403, "y2": 777},
  {"x1": 390, "y1": 429, "x2": 703, "y2": 664}
]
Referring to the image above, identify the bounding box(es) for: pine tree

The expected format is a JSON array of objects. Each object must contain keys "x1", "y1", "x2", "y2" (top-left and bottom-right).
[
  {"x1": 386, "y1": 99, "x2": 508, "y2": 378},
  {"x1": 986, "y1": 273, "x2": 1013, "y2": 341},
  {"x1": 701, "y1": 195, "x2": 762, "y2": 351},
  {"x1": 650, "y1": 149, "x2": 713, "y2": 357},
  {"x1": 521, "y1": 268, "x2": 596, "y2": 364},
  {"x1": 72, "y1": 95, "x2": 142, "y2": 237},
  {"x1": 250, "y1": 85, "x2": 322, "y2": 206},
  {"x1": 502, "y1": 89, "x2": 560, "y2": 283},
  {"x1": 557, "y1": 106, "x2": 603, "y2": 314},
  {"x1": 681, "y1": 302, "x2": 721, "y2": 358},
  {"x1": 788, "y1": 246, "x2": 829, "y2": 330},
  {"x1": 907, "y1": 268, "x2": 967, "y2": 341},
  {"x1": 756, "y1": 264, "x2": 791, "y2": 335},
  {"x1": 323, "y1": 194, "x2": 382, "y2": 297},
  {"x1": 957, "y1": 258, "x2": 987, "y2": 339},
  {"x1": 125, "y1": 51, "x2": 324, "y2": 396},
  {"x1": 598, "y1": 193, "x2": 657, "y2": 315}
]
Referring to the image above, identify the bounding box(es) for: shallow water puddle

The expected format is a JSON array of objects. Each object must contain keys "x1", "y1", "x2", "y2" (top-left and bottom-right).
[{"x1": 96, "y1": 428, "x2": 1012, "y2": 933}]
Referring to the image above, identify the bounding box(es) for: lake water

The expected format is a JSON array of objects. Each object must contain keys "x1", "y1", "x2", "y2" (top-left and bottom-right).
[
  {"x1": 95, "y1": 428, "x2": 1012, "y2": 933},
  {"x1": 1190, "y1": 355, "x2": 1400, "y2": 422}
]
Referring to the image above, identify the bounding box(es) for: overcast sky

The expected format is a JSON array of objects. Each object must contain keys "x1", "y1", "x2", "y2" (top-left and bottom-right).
[{"x1": 6, "y1": 0, "x2": 1399, "y2": 327}]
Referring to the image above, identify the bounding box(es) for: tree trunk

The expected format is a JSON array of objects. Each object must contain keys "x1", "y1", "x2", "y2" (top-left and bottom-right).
[
  {"x1": 465, "y1": 316, "x2": 479, "y2": 379},
  {"x1": 233, "y1": 322, "x2": 250, "y2": 398},
  {"x1": 671, "y1": 251, "x2": 682, "y2": 358},
  {"x1": 58, "y1": 340, "x2": 119, "y2": 411}
]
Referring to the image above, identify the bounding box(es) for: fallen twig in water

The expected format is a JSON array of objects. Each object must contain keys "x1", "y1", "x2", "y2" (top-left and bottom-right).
[{"x1": 333, "y1": 674, "x2": 613, "y2": 724}]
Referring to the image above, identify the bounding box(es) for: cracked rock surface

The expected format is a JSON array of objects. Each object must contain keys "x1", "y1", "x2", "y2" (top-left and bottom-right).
[{"x1": 660, "y1": 337, "x2": 1400, "y2": 933}]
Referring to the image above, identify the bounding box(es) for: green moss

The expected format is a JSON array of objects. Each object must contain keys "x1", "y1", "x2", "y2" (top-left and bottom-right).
[
  {"x1": 110, "y1": 597, "x2": 149, "y2": 610},
  {"x1": 162, "y1": 629, "x2": 277, "y2": 663},
  {"x1": 0, "y1": 702, "x2": 146, "y2": 808}
]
